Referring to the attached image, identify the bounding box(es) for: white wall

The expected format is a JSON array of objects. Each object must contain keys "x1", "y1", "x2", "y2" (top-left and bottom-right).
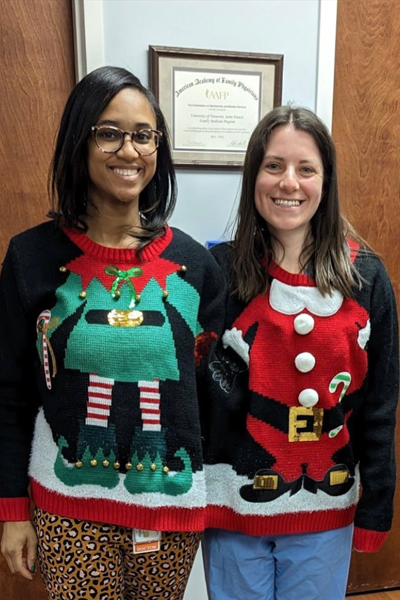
[
  {"x1": 73, "y1": 1, "x2": 337, "y2": 597},
  {"x1": 74, "y1": 0, "x2": 337, "y2": 246},
  {"x1": 104, "y1": 0, "x2": 320, "y2": 245}
]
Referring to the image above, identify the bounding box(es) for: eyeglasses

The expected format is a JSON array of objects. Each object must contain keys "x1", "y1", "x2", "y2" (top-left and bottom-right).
[{"x1": 91, "y1": 125, "x2": 162, "y2": 156}]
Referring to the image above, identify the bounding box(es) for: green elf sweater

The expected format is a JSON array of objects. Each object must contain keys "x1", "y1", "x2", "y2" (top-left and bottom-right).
[{"x1": 0, "y1": 222, "x2": 224, "y2": 531}]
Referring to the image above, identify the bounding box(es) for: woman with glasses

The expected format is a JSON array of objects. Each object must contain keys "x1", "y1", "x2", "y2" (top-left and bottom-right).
[{"x1": 0, "y1": 65, "x2": 224, "y2": 600}]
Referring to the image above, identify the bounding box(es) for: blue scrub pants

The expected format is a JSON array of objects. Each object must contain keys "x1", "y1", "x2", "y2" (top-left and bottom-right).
[{"x1": 202, "y1": 525, "x2": 353, "y2": 600}]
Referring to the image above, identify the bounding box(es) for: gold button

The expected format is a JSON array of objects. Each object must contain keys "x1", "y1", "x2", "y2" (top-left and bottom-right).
[
  {"x1": 113, "y1": 290, "x2": 121, "y2": 298},
  {"x1": 162, "y1": 290, "x2": 169, "y2": 299},
  {"x1": 79, "y1": 291, "x2": 87, "y2": 299},
  {"x1": 76, "y1": 460, "x2": 83, "y2": 469},
  {"x1": 90, "y1": 459, "x2": 97, "y2": 467},
  {"x1": 162, "y1": 466, "x2": 169, "y2": 474},
  {"x1": 125, "y1": 462, "x2": 133, "y2": 470},
  {"x1": 150, "y1": 463, "x2": 157, "y2": 471},
  {"x1": 136, "y1": 463, "x2": 144, "y2": 471},
  {"x1": 59, "y1": 266, "x2": 67, "y2": 273},
  {"x1": 136, "y1": 294, "x2": 141, "y2": 302},
  {"x1": 113, "y1": 461, "x2": 120, "y2": 470},
  {"x1": 180, "y1": 265, "x2": 187, "y2": 272},
  {"x1": 102, "y1": 460, "x2": 110, "y2": 468}
]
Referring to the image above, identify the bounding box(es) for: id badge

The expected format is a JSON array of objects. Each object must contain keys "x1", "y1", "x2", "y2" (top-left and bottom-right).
[{"x1": 132, "y1": 529, "x2": 162, "y2": 554}]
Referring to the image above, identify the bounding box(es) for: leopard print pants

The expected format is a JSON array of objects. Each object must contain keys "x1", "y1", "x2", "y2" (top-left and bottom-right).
[{"x1": 33, "y1": 507, "x2": 202, "y2": 600}]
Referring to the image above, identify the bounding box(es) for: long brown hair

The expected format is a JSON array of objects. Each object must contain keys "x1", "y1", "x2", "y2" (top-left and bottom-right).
[{"x1": 232, "y1": 106, "x2": 367, "y2": 302}]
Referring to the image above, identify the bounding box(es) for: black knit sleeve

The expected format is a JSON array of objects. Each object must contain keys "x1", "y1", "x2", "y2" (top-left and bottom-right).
[
  {"x1": 202, "y1": 243, "x2": 250, "y2": 464},
  {"x1": 353, "y1": 257, "x2": 399, "y2": 550},
  {"x1": 195, "y1": 250, "x2": 227, "y2": 379},
  {"x1": 0, "y1": 240, "x2": 40, "y2": 517}
]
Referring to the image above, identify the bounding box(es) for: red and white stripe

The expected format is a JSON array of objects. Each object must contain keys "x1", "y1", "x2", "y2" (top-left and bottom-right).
[
  {"x1": 36, "y1": 310, "x2": 52, "y2": 390},
  {"x1": 86, "y1": 374, "x2": 114, "y2": 427},
  {"x1": 138, "y1": 380, "x2": 161, "y2": 431}
]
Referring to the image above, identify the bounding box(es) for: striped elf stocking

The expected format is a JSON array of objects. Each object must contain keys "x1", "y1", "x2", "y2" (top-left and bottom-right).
[
  {"x1": 86, "y1": 374, "x2": 115, "y2": 427},
  {"x1": 138, "y1": 380, "x2": 161, "y2": 431}
]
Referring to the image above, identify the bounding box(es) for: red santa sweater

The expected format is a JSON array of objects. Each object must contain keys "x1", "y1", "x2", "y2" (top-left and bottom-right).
[{"x1": 204, "y1": 242, "x2": 399, "y2": 553}]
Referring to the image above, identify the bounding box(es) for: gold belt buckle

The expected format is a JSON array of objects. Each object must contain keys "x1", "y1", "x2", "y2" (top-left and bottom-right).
[
  {"x1": 330, "y1": 469, "x2": 349, "y2": 486},
  {"x1": 253, "y1": 474, "x2": 279, "y2": 490},
  {"x1": 107, "y1": 309, "x2": 144, "y2": 327},
  {"x1": 288, "y1": 406, "x2": 324, "y2": 442}
]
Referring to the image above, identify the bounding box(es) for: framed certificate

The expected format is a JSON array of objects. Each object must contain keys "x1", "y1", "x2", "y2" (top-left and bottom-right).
[{"x1": 149, "y1": 46, "x2": 283, "y2": 169}]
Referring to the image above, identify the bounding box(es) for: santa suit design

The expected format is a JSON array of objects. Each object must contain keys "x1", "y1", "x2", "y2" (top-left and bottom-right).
[
  {"x1": 204, "y1": 240, "x2": 398, "y2": 553},
  {"x1": 223, "y1": 260, "x2": 370, "y2": 501}
]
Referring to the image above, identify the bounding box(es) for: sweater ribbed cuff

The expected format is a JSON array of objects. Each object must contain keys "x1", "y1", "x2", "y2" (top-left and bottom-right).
[
  {"x1": 353, "y1": 526, "x2": 389, "y2": 553},
  {"x1": 0, "y1": 497, "x2": 31, "y2": 522}
]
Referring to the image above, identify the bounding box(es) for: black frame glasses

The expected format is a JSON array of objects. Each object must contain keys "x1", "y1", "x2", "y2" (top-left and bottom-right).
[{"x1": 91, "y1": 125, "x2": 163, "y2": 156}]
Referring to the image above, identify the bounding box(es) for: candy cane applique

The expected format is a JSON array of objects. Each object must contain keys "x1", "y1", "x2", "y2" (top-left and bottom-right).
[
  {"x1": 36, "y1": 310, "x2": 59, "y2": 390},
  {"x1": 328, "y1": 371, "x2": 352, "y2": 438},
  {"x1": 329, "y1": 372, "x2": 352, "y2": 402}
]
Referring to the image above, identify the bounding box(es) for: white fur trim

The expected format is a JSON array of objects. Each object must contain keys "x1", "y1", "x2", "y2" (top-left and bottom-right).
[
  {"x1": 270, "y1": 279, "x2": 344, "y2": 316},
  {"x1": 222, "y1": 327, "x2": 249, "y2": 366},
  {"x1": 204, "y1": 463, "x2": 360, "y2": 516},
  {"x1": 358, "y1": 319, "x2": 371, "y2": 349}
]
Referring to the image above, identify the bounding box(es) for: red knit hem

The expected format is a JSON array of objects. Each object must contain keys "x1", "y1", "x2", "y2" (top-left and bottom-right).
[
  {"x1": 30, "y1": 481, "x2": 358, "y2": 537},
  {"x1": 0, "y1": 497, "x2": 31, "y2": 521},
  {"x1": 353, "y1": 526, "x2": 389, "y2": 553},
  {"x1": 205, "y1": 504, "x2": 357, "y2": 536},
  {"x1": 31, "y1": 481, "x2": 205, "y2": 531}
]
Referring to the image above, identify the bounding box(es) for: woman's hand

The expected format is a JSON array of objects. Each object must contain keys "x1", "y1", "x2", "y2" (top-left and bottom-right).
[{"x1": 1, "y1": 521, "x2": 37, "y2": 580}]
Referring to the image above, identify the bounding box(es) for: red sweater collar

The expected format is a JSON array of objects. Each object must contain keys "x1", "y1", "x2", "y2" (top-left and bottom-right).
[
  {"x1": 267, "y1": 261, "x2": 315, "y2": 287},
  {"x1": 63, "y1": 226, "x2": 173, "y2": 264}
]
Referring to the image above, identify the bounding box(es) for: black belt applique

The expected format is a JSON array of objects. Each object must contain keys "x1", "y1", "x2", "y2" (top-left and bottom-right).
[{"x1": 85, "y1": 310, "x2": 165, "y2": 327}]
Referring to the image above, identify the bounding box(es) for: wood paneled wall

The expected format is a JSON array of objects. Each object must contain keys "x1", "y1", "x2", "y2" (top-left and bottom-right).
[
  {"x1": 0, "y1": 0, "x2": 75, "y2": 597},
  {"x1": 333, "y1": 0, "x2": 400, "y2": 592}
]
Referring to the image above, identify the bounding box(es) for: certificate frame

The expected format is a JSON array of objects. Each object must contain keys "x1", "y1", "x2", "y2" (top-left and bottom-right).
[{"x1": 149, "y1": 46, "x2": 283, "y2": 170}]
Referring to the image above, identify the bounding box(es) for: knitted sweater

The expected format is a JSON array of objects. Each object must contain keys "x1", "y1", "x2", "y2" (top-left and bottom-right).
[
  {"x1": 204, "y1": 242, "x2": 399, "y2": 552},
  {"x1": 0, "y1": 222, "x2": 224, "y2": 532}
]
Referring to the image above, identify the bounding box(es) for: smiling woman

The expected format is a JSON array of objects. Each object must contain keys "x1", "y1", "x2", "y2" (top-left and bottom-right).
[
  {"x1": 202, "y1": 105, "x2": 399, "y2": 600},
  {"x1": 86, "y1": 88, "x2": 158, "y2": 227},
  {"x1": 254, "y1": 126, "x2": 324, "y2": 254},
  {"x1": 0, "y1": 66, "x2": 225, "y2": 600}
]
